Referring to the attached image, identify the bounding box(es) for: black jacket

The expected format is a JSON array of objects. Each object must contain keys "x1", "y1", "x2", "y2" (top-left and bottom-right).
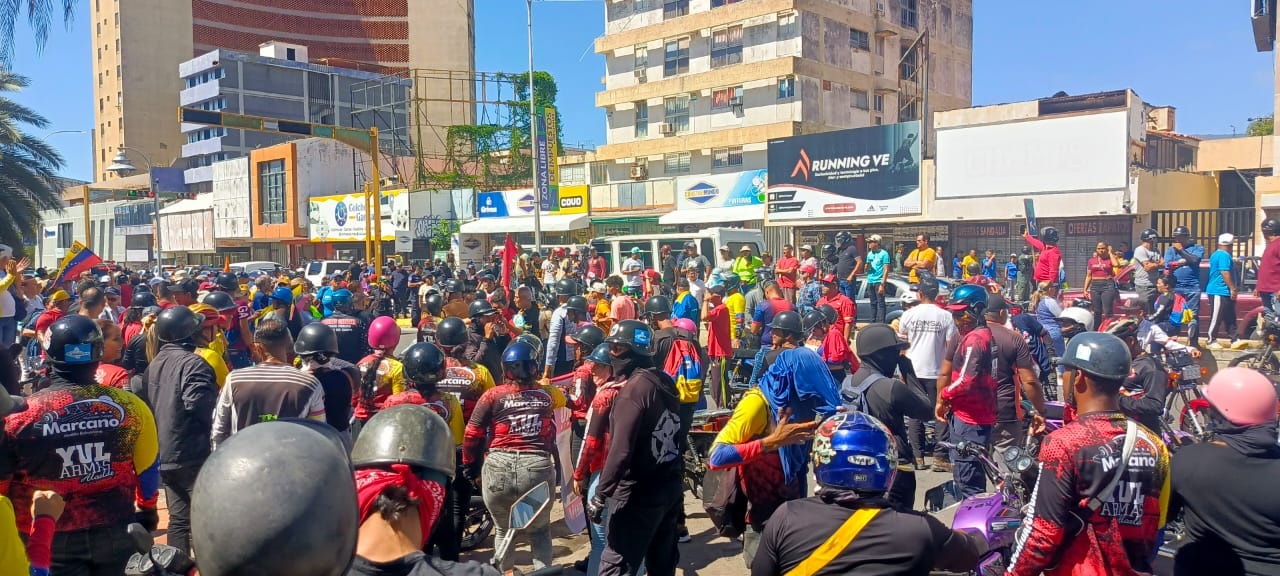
[
  {"x1": 843, "y1": 365, "x2": 934, "y2": 458},
  {"x1": 322, "y1": 311, "x2": 371, "y2": 366},
  {"x1": 143, "y1": 342, "x2": 218, "y2": 470},
  {"x1": 1118, "y1": 355, "x2": 1168, "y2": 434},
  {"x1": 597, "y1": 364, "x2": 682, "y2": 506},
  {"x1": 465, "y1": 324, "x2": 509, "y2": 386},
  {"x1": 347, "y1": 551, "x2": 500, "y2": 576},
  {"x1": 121, "y1": 333, "x2": 149, "y2": 375}
]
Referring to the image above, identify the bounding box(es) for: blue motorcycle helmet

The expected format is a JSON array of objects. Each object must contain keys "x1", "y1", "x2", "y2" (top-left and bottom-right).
[
  {"x1": 587, "y1": 342, "x2": 612, "y2": 365},
  {"x1": 812, "y1": 412, "x2": 898, "y2": 493},
  {"x1": 271, "y1": 286, "x2": 295, "y2": 305},
  {"x1": 329, "y1": 288, "x2": 353, "y2": 310},
  {"x1": 501, "y1": 341, "x2": 541, "y2": 383}
]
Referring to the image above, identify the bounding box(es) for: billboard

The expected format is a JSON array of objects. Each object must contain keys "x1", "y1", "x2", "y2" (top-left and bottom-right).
[
  {"x1": 935, "y1": 110, "x2": 1128, "y2": 199},
  {"x1": 477, "y1": 189, "x2": 539, "y2": 218},
  {"x1": 307, "y1": 188, "x2": 408, "y2": 242},
  {"x1": 675, "y1": 169, "x2": 767, "y2": 211},
  {"x1": 535, "y1": 106, "x2": 559, "y2": 212},
  {"x1": 557, "y1": 185, "x2": 589, "y2": 214},
  {"x1": 766, "y1": 122, "x2": 921, "y2": 221}
]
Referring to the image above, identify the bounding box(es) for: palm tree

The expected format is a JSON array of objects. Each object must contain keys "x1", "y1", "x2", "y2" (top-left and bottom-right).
[
  {"x1": 1, "y1": 0, "x2": 76, "y2": 64},
  {"x1": 0, "y1": 69, "x2": 64, "y2": 249}
]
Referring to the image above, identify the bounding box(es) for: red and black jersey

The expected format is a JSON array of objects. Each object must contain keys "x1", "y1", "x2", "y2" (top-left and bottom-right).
[
  {"x1": 573, "y1": 380, "x2": 623, "y2": 482},
  {"x1": 940, "y1": 326, "x2": 998, "y2": 425},
  {"x1": 1007, "y1": 411, "x2": 1171, "y2": 576},
  {"x1": 461, "y1": 384, "x2": 563, "y2": 466}
]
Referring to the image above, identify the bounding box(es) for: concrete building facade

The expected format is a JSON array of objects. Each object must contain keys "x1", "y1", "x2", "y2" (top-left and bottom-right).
[
  {"x1": 178, "y1": 44, "x2": 410, "y2": 191},
  {"x1": 593, "y1": 0, "x2": 972, "y2": 183},
  {"x1": 91, "y1": 0, "x2": 474, "y2": 183}
]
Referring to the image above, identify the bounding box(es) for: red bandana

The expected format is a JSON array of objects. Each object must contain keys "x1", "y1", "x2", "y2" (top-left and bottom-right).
[{"x1": 355, "y1": 464, "x2": 447, "y2": 547}]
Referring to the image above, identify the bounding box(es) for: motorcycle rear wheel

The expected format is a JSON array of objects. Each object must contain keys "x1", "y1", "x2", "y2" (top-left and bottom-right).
[
  {"x1": 460, "y1": 495, "x2": 494, "y2": 551},
  {"x1": 1228, "y1": 351, "x2": 1280, "y2": 376}
]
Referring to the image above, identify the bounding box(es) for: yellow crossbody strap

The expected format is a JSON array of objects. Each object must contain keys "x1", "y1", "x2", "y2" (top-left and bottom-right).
[{"x1": 783, "y1": 507, "x2": 881, "y2": 576}]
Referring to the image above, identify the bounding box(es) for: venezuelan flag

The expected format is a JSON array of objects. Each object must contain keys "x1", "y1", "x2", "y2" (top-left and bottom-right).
[{"x1": 45, "y1": 241, "x2": 103, "y2": 293}]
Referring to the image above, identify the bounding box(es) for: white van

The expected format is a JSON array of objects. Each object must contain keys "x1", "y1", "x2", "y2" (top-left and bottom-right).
[
  {"x1": 229, "y1": 261, "x2": 284, "y2": 277},
  {"x1": 305, "y1": 260, "x2": 352, "y2": 287},
  {"x1": 589, "y1": 227, "x2": 764, "y2": 279}
]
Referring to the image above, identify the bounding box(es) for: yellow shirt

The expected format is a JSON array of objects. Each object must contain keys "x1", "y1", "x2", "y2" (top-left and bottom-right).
[
  {"x1": 961, "y1": 255, "x2": 978, "y2": 279},
  {"x1": 0, "y1": 496, "x2": 30, "y2": 575},
  {"x1": 437, "y1": 392, "x2": 466, "y2": 446},
  {"x1": 907, "y1": 247, "x2": 937, "y2": 283},
  {"x1": 196, "y1": 347, "x2": 230, "y2": 389},
  {"x1": 725, "y1": 292, "x2": 747, "y2": 340}
]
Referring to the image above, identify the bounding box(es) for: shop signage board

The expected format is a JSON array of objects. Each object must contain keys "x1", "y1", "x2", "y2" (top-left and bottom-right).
[
  {"x1": 675, "y1": 170, "x2": 767, "y2": 210},
  {"x1": 307, "y1": 188, "x2": 407, "y2": 242}
]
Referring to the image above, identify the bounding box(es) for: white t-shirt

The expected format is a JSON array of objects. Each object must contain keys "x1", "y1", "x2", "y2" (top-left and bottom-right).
[
  {"x1": 622, "y1": 258, "x2": 644, "y2": 287},
  {"x1": 0, "y1": 273, "x2": 13, "y2": 318},
  {"x1": 688, "y1": 278, "x2": 706, "y2": 307},
  {"x1": 542, "y1": 260, "x2": 558, "y2": 285},
  {"x1": 897, "y1": 302, "x2": 957, "y2": 379},
  {"x1": 1132, "y1": 245, "x2": 1160, "y2": 288}
]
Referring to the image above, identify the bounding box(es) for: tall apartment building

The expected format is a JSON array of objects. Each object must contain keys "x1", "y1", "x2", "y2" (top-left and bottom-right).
[
  {"x1": 594, "y1": 0, "x2": 972, "y2": 182},
  {"x1": 178, "y1": 43, "x2": 410, "y2": 192},
  {"x1": 90, "y1": 0, "x2": 474, "y2": 182}
]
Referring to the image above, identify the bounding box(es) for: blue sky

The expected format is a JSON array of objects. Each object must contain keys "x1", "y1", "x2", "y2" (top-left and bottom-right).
[{"x1": 5, "y1": 0, "x2": 1275, "y2": 182}]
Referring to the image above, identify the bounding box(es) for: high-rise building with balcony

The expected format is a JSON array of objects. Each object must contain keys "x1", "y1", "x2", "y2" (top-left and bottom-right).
[
  {"x1": 593, "y1": 0, "x2": 973, "y2": 182},
  {"x1": 90, "y1": 0, "x2": 474, "y2": 182}
]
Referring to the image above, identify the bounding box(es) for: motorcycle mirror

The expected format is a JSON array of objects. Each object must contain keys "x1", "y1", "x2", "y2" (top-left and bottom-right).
[
  {"x1": 508, "y1": 481, "x2": 552, "y2": 532},
  {"x1": 127, "y1": 523, "x2": 154, "y2": 555}
]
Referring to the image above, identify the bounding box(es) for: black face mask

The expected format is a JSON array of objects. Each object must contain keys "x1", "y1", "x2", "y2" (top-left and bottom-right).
[
  {"x1": 861, "y1": 348, "x2": 900, "y2": 378},
  {"x1": 610, "y1": 350, "x2": 652, "y2": 377}
]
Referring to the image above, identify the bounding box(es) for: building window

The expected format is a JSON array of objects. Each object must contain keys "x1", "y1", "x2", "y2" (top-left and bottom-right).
[
  {"x1": 849, "y1": 28, "x2": 870, "y2": 51},
  {"x1": 711, "y1": 0, "x2": 741, "y2": 7},
  {"x1": 663, "y1": 0, "x2": 688, "y2": 19},
  {"x1": 852, "y1": 90, "x2": 869, "y2": 110},
  {"x1": 873, "y1": 115, "x2": 882, "y2": 125},
  {"x1": 663, "y1": 95, "x2": 690, "y2": 133},
  {"x1": 712, "y1": 147, "x2": 743, "y2": 169},
  {"x1": 900, "y1": 43, "x2": 917, "y2": 79},
  {"x1": 184, "y1": 67, "x2": 225, "y2": 89},
  {"x1": 711, "y1": 25, "x2": 743, "y2": 68},
  {"x1": 258, "y1": 159, "x2": 287, "y2": 225},
  {"x1": 664, "y1": 152, "x2": 691, "y2": 175},
  {"x1": 634, "y1": 101, "x2": 649, "y2": 138},
  {"x1": 900, "y1": 101, "x2": 919, "y2": 121},
  {"x1": 777, "y1": 76, "x2": 795, "y2": 99},
  {"x1": 198, "y1": 97, "x2": 226, "y2": 111},
  {"x1": 900, "y1": 0, "x2": 917, "y2": 29},
  {"x1": 57, "y1": 223, "x2": 74, "y2": 249},
  {"x1": 286, "y1": 48, "x2": 296, "y2": 61},
  {"x1": 873, "y1": 94, "x2": 884, "y2": 112},
  {"x1": 187, "y1": 127, "x2": 226, "y2": 143},
  {"x1": 712, "y1": 86, "x2": 743, "y2": 110},
  {"x1": 634, "y1": 46, "x2": 648, "y2": 70},
  {"x1": 663, "y1": 37, "x2": 689, "y2": 77}
]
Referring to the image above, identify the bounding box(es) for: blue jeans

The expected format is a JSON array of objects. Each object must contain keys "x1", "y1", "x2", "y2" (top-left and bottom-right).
[
  {"x1": 839, "y1": 279, "x2": 858, "y2": 302},
  {"x1": 949, "y1": 415, "x2": 992, "y2": 498},
  {"x1": 747, "y1": 344, "x2": 771, "y2": 387},
  {"x1": 1176, "y1": 289, "x2": 1201, "y2": 345},
  {"x1": 0, "y1": 316, "x2": 15, "y2": 346}
]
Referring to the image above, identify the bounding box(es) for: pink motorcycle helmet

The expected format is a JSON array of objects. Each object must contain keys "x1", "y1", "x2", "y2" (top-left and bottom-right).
[
  {"x1": 674, "y1": 318, "x2": 696, "y2": 332},
  {"x1": 368, "y1": 316, "x2": 401, "y2": 350},
  {"x1": 1203, "y1": 367, "x2": 1279, "y2": 426}
]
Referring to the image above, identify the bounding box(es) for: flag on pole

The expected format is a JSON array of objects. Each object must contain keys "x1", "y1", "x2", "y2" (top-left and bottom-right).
[
  {"x1": 501, "y1": 233, "x2": 517, "y2": 299},
  {"x1": 45, "y1": 241, "x2": 102, "y2": 294}
]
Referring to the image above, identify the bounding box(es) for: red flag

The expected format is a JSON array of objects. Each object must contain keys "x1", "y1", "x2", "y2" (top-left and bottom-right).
[{"x1": 501, "y1": 233, "x2": 517, "y2": 298}]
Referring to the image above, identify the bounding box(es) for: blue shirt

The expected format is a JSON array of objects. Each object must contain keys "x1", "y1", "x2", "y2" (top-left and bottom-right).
[
  {"x1": 1164, "y1": 243, "x2": 1205, "y2": 292},
  {"x1": 865, "y1": 249, "x2": 891, "y2": 284},
  {"x1": 799, "y1": 282, "x2": 822, "y2": 315},
  {"x1": 1206, "y1": 249, "x2": 1233, "y2": 297},
  {"x1": 1004, "y1": 262, "x2": 1018, "y2": 282},
  {"x1": 753, "y1": 298, "x2": 793, "y2": 343},
  {"x1": 952, "y1": 257, "x2": 962, "y2": 278},
  {"x1": 982, "y1": 257, "x2": 997, "y2": 278}
]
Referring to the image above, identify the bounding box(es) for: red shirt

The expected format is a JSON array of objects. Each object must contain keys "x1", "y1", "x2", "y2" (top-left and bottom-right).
[
  {"x1": 940, "y1": 326, "x2": 998, "y2": 425},
  {"x1": 122, "y1": 322, "x2": 143, "y2": 348},
  {"x1": 587, "y1": 256, "x2": 608, "y2": 282},
  {"x1": 94, "y1": 364, "x2": 130, "y2": 389},
  {"x1": 34, "y1": 308, "x2": 64, "y2": 338},
  {"x1": 817, "y1": 294, "x2": 856, "y2": 331},
  {"x1": 1025, "y1": 234, "x2": 1061, "y2": 284},
  {"x1": 705, "y1": 303, "x2": 732, "y2": 358},
  {"x1": 775, "y1": 256, "x2": 799, "y2": 289},
  {"x1": 1259, "y1": 240, "x2": 1280, "y2": 293},
  {"x1": 1087, "y1": 256, "x2": 1114, "y2": 280},
  {"x1": 573, "y1": 381, "x2": 624, "y2": 482},
  {"x1": 119, "y1": 284, "x2": 133, "y2": 308}
]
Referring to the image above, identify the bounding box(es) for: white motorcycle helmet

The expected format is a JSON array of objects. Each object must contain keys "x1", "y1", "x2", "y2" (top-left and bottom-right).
[{"x1": 1056, "y1": 307, "x2": 1095, "y2": 332}]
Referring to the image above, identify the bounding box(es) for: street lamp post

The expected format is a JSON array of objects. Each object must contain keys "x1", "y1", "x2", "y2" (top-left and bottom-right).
[
  {"x1": 528, "y1": 0, "x2": 542, "y2": 253},
  {"x1": 105, "y1": 148, "x2": 160, "y2": 272}
]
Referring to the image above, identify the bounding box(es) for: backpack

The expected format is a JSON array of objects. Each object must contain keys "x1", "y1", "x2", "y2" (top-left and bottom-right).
[
  {"x1": 662, "y1": 334, "x2": 705, "y2": 404},
  {"x1": 840, "y1": 373, "x2": 888, "y2": 414}
]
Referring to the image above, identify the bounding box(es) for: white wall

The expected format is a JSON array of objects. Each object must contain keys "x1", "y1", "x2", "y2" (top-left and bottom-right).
[
  {"x1": 34, "y1": 201, "x2": 131, "y2": 270},
  {"x1": 294, "y1": 139, "x2": 357, "y2": 237},
  {"x1": 212, "y1": 157, "x2": 251, "y2": 238}
]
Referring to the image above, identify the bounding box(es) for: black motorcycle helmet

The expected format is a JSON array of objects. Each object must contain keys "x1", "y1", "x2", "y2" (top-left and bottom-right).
[
  {"x1": 468, "y1": 298, "x2": 499, "y2": 319},
  {"x1": 444, "y1": 279, "x2": 465, "y2": 294},
  {"x1": 130, "y1": 291, "x2": 157, "y2": 309},
  {"x1": 424, "y1": 293, "x2": 443, "y2": 316},
  {"x1": 835, "y1": 231, "x2": 853, "y2": 246},
  {"x1": 294, "y1": 322, "x2": 339, "y2": 357},
  {"x1": 351, "y1": 404, "x2": 457, "y2": 480},
  {"x1": 1263, "y1": 218, "x2": 1280, "y2": 237},
  {"x1": 565, "y1": 295, "x2": 589, "y2": 315},
  {"x1": 821, "y1": 244, "x2": 837, "y2": 258},
  {"x1": 502, "y1": 341, "x2": 541, "y2": 382},
  {"x1": 200, "y1": 290, "x2": 237, "y2": 312},
  {"x1": 1139, "y1": 228, "x2": 1158, "y2": 243},
  {"x1": 45, "y1": 315, "x2": 104, "y2": 367},
  {"x1": 604, "y1": 319, "x2": 654, "y2": 356},
  {"x1": 571, "y1": 325, "x2": 606, "y2": 351},
  {"x1": 1172, "y1": 225, "x2": 1192, "y2": 238},
  {"x1": 1056, "y1": 332, "x2": 1131, "y2": 383},
  {"x1": 514, "y1": 333, "x2": 544, "y2": 360},
  {"x1": 818, "y1": 303, "x2": 839, "y2": 326},
  {"x1": 192, "y1": 421, "x2": 358, "y2": 576},
  {"x1": 768, "y1": 310, "x2": 804, "y2": 338},
  {"x1": 215, "y1": 272, "x2": 239, "y2": 292},
  {"x1": 155, "y1": 305, "x2": 203, "y2": 343},
  {"x1": 401, "y1": 342, "x2": 448, "y2": 385},
  {"x1": 555, "y1": 278, "x2": 580, "y2": 297},
  {"x1": 435, "y1": 317, "x2": 467, "y2": 348},
  {"x1": 802, "y1": 309, "x2": 829, "y2": 333},
  {"x1": 643, "y1": 294, "x2": 672, "y2": 318},
  {"x1": 916, "y1": 272, "x2": 940, "y2": 300},
  {"x1": 1040, "y1": 226, "x2": 1060, "y2": 244}
]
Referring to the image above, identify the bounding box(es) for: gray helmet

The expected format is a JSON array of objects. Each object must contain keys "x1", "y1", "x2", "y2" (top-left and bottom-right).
[
  {"x1": 351, "y1": 404, "x2": 456, "y2": 480},
  {"x1": 916, "y1": 272, "x2": 939, "y2": 299},
  {"x1": 767, "y1": 310, "x2": 804, "y2": 337},
  {"x1": 1057, "y1": 332, "x2": 1131, "y2": 381},
  {"x1": 1040, "y1": 226, "x2": 1060, "y2": 244},
  {"x1": 192, "y1": 421, "x2": 357, "y2": 576}
]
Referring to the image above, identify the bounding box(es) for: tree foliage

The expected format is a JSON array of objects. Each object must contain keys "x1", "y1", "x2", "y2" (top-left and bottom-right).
[
  {"x1": 430, "y1": 219, "x2": 459, "y2": 252},
  {"x1": 0, "y1": 0, "x2": 77, "y2": 65},
  {"x1": 1247, "y1": 115, "x2": 1274, "y2": 137},
  {"x1": 0, "y1": 69, "x2": 65, "y2": 251}
]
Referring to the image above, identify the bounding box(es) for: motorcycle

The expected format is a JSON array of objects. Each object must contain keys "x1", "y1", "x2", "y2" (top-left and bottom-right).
[
  {"x1": 683, "y1": 408, "x2": 733, "y2": 498},
  {"x1": 1161, "y1": 348, "x2": 1212, "y2": 442},
  {"x1": 1230, "y1": 307, "x2": 1280, "y2": 376},
  {"x1": 925, "y1": 441, "x2": 1037, "y2": 576},
  {"x1": 461, "y1": 494, "x2": 496, "y2": 551}
]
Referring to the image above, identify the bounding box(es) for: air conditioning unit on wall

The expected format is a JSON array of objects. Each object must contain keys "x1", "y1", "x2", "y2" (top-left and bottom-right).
[{"x1": 629, "y1": 163, "x2": 648, "y2": 180}]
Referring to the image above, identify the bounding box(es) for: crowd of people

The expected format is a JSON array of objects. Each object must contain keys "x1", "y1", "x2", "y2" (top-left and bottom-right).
[{"x1": 0, "y1": 219, "x2": 1272, "y2": 576}]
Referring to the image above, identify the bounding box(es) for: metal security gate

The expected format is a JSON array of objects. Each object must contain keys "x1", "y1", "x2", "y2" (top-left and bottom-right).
[{"x1": 1151, "y1": 208, "x2": 1256, "y2": 258}]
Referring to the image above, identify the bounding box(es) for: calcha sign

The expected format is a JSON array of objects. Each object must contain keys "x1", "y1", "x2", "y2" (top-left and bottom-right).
[{"x1": 766, "y1": 121, "x2": 921, "y2": 221}]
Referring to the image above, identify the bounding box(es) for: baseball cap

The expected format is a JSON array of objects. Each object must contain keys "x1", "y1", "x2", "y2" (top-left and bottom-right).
[
  {"x1": 0, "y1": 244, "x2": 11, "y2": 260},
  {"x1": 148, "y1": 277, "x2": 167, "y2": 286},
  {"x1": 104, "y1": 287, "x2": 121, "y2": 297},
  {"x1": 800, "y1": 244, "x2": 814, "y2": 252},
  {"x1": 868, "y1": 234, "x2": 882, "y2": 243},
  {"x1": 1219, "y1": 233, "x2": 1234, "y2": 245},
  {"x1": 800, "y1": 264, "x2": 817, "y2": 275},
  {"x1": 48, "y1": 290, "x2": 70, "y2": 303},
  {"x1": 739, "y1": 245, "x2": 752, "y2": 252},
  {"x1": 630, "y1": 247, "x2": 643, "y2": 255},
  {"x1": 820, "y1": 273, "x2": 838, "y2": 284},
  {"x1": 591, "y1": 282, "x2": 606, "y2": 294}
]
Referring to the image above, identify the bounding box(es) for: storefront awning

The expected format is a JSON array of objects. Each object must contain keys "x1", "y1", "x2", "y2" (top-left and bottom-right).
[
  {"x1": 459, "y1": 214, "x2": 591, "y2": 234},
  {"x1": 658, "y1": 205, "x2": 764, "y2": 225}
]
